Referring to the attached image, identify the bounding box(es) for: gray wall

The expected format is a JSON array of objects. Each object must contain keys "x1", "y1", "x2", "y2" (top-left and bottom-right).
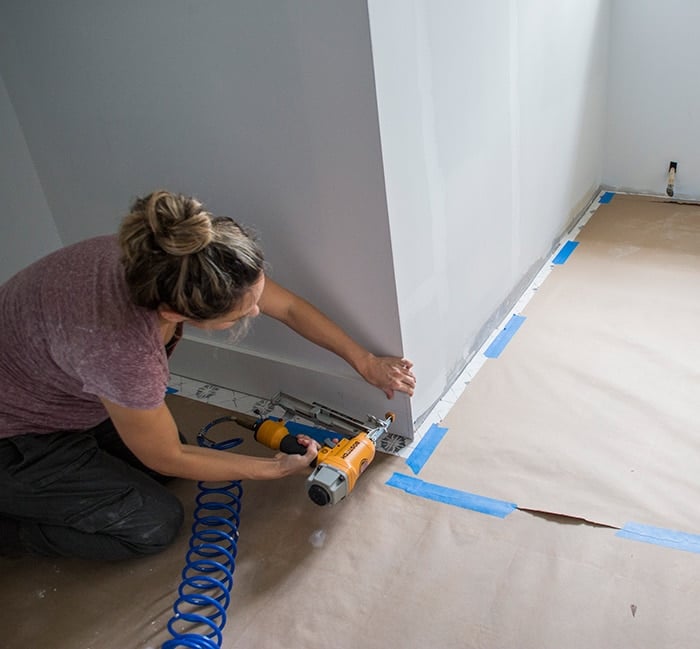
[
  {"x1": 1, "y1": 1, "x2": 614, "y2": 434},
  {"x1": 0, "y1": 72, "x2": 61, "y2": 282},
  {"x1": 0, "y1": 1, "x2": 410, "y2": 429},
  {"x1": 369, "y1": 0, "x2": 610, "y2": 418},
  {"x1": 604, "y1": 0, "x2": 700, "y2": 198}
]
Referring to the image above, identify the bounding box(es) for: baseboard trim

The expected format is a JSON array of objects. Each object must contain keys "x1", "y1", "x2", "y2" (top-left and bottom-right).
[{"x1": 169, "y1": 336, "x2": 414, "y2": 439}]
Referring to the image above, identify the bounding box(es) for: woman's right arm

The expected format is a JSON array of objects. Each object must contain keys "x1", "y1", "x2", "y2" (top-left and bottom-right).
[{"x1": 99, "y1": 398, "x2": 318, "y2": 481}]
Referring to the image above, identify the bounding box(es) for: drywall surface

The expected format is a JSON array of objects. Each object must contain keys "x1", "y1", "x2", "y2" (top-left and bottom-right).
[
  {"x1": 604, "y1": 0, "x2": 700, "y2": 198},
  {"x1": 0, "y1": 73, "x2": 61, "y2": 283},
  {"x1": 0, "y1": 1, "x2": 611, "y2": 432},
  {"x1": 0, "y1": 2, "x2": 409, "y2": 426},
  {"x1": 368, "y1": 0, "x2": 610, "y2": 419}
]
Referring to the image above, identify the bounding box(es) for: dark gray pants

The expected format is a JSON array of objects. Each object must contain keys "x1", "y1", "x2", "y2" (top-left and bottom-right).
[{"x1": 0, "y1": 420, "x2": 184, "y2": 560}]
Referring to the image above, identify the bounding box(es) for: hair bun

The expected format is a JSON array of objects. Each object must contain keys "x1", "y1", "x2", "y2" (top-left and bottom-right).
[{"x1": 146, "y1": 190, "x2": 213, "y2": 256}]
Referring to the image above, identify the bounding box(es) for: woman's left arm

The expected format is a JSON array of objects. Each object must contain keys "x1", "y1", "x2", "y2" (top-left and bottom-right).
[{"x1": 259, "y1": 276, "x2": 415, "y2": 399}]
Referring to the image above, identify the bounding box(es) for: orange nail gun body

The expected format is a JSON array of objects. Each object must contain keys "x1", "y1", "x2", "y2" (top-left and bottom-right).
[{"x1": 307, "y1": 432, "x2": 378, "y2": 505}]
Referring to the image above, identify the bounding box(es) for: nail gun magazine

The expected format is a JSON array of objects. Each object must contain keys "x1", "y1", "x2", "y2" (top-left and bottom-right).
[{"x1": 197, "y1": 392, "x2": 395, "y2": 506}]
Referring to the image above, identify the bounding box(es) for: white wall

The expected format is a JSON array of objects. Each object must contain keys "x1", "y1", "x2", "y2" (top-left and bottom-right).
[
  {"x1": 1, "y1": 1, "x2": 612, "y2": 435},
  {"x1": 369, "y1": 0, "x2": 610, "y2": 419},
  {"x1": 605, "y1": 0, "x2": 700, "y2": 198},
  {"x1": 0, "y1": 72, "x2": 61, "y2": 283},
  {"x1": 0, "y1": 1, "x2": 411, "y2": 431}
]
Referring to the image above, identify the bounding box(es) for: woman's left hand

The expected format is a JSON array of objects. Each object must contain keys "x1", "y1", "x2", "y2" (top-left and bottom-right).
[{"x1": 357, "y1": 354, "x2": 416, "y2": 399}]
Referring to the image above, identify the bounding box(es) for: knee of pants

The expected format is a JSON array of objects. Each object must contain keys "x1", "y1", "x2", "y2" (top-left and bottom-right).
[{"x1": 119, "y1": 491, "x2": 185, "y2": 556}]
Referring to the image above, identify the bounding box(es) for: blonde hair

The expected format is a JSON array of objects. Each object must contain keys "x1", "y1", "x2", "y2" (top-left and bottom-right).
[{"x1": 118, "y1": 190, "x2": 264, "y2": 320}]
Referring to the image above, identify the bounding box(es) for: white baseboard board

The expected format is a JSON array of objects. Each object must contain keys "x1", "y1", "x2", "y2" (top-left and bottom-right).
[{"x1": 169, "y1": 336, "x2": 415, "y2": 439}]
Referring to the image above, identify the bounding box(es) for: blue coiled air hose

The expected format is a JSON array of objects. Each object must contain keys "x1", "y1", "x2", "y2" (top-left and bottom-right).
[{"x1": 162, "y1": 416, "x2": 245, "y2": 649}]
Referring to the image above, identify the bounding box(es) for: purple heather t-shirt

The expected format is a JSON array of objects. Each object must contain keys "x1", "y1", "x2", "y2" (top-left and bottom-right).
[{"x1": 0, "y1": 235, "x2": 174, "y2": 438}]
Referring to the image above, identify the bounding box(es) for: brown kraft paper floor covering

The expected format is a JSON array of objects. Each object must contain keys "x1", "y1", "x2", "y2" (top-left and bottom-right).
[{"x1": 1, "y1": 194, "x2": 699, "y2": 648}]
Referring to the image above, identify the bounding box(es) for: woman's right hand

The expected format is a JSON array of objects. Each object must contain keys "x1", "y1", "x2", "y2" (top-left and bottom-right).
[{"x1": 274, "y1": 435, "x2": 319, "y2": 477}]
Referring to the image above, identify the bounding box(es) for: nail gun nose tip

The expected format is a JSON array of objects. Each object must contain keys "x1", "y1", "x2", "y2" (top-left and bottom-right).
[{"x1": 308, "y1": 484, "x2": 331, "y2": 506}]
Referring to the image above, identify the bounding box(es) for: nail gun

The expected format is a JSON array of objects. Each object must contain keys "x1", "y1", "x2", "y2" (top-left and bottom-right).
[
  {"x1": 268, "y1": 393, "x2": 395, "y2": 506},
  {"x1": 214, "y1": 392, "x2": 395, "y2": 506}
]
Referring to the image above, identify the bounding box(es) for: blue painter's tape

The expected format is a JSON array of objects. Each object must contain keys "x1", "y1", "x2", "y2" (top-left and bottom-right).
[
  {"x1": 552, "y1": 240, "x2": 579, "y2": 265},
  {"x1": 599, "y1": 191, "x2": 615, "y2": 204},
  {"x1": 165, "y1": 386, "x2": 179, "y2": 394},
  {"x1": 484, "y1": 314, "x2": 526, "y2": 358},
  {"x1": 386, "y1": 473, "x2": 517, "y2": 518},
  {"x1": 616, "y1": 522, "x2": 700, "y2": 554},
  {"x1": 406, "y1": 424, "x2": 448, "y2": 475}
]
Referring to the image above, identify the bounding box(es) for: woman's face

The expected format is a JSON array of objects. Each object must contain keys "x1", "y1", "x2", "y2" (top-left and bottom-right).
[{"x1": 189, "y1": 273, "x2": 265, "y2": 332}]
